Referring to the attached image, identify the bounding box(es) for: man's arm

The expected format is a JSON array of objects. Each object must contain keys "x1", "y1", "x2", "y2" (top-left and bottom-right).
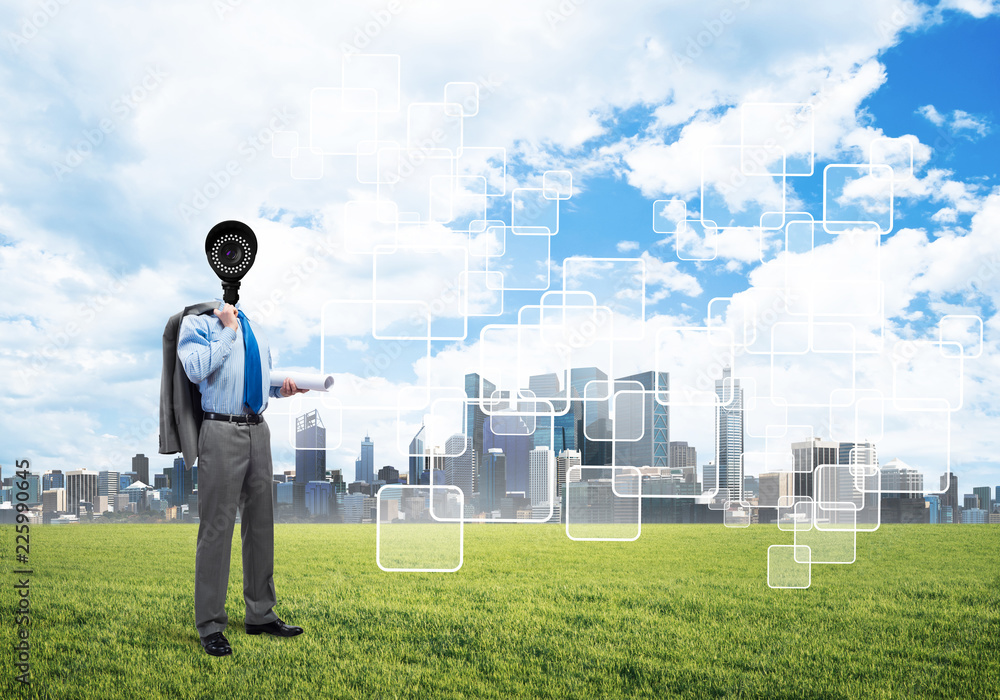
[
  {"x1": 177, "y1": 314, "x2": 237, "y2": 384},
  {"x1": 268, "y1": 346, "x2": 309, "y2": 398}
]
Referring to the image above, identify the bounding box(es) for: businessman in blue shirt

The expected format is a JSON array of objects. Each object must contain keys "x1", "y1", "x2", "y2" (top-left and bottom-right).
[{"x1": 178, "y1": 300, "x2": 308, "y2": 657}]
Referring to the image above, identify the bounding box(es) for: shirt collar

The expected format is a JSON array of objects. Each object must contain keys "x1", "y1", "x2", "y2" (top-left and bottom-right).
[{"x1": 213, "y1": 297, "x2": 243, "y2": 311}]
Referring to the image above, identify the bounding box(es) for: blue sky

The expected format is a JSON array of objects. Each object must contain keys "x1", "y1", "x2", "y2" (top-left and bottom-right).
[{"x1": 1, "y1": 0, "x2": 998, "y2": 497}]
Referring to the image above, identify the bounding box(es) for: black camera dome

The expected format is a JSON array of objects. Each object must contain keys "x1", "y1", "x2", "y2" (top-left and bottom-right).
[{"x1": 205, "y1": 220, "x2": 258, "y2": 304}]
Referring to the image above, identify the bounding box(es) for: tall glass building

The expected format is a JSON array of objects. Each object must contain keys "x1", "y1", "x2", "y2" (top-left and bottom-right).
[
  {"x1": 356, "y1": 433, "x2": 374, "y2": 483},
  {"x1": 613, "y1": 371, "x2": 669, "y2": 470},
  {"x1": 480, "y1": 448, "x2": 507, "y2": 513},
  {"x1": 715, "y1": 366, "x2": 744, "y2": 500},
  {"x1": 408, "y1": 424, "x2": 425, "y2": 487},
  {"x1": 295, "y1": 410, "x2": 327, "y2": 484}
]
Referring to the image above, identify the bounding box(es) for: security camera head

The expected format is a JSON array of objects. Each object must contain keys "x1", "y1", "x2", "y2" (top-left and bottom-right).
[{"x1": 204, "y1": 220, "x2": 258, "y2": 305}]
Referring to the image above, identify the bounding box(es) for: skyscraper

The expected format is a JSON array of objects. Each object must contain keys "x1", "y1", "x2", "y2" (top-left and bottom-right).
[
  {"x1": 556, "y1": 449, "x2": 581, "y2": 508},
  {"x1": 972, "y1": 487, "x2": 991, "y2": 514},
  {"x1": 444, "y1": 434, "x2": 475, "y2": 501},
  {"x1": 528, "y1": 446, "x2": 553, "y2": 506},
  {"x1": 940, "y1": 473, "x2": 959, "y2": 523},
  {"x1": 528, "y1": 372, "x2": 561, "y2": 452},
  {"x1": 295, "y1": 410, "x2": 327, "y2": 484},
  {"x1": 17, "y1": 473, "x2": 41, "y2": 507},
  {"x1": 377, "y1": 466, "x2": 399, "y2": 484},
  {"x1": 791, "y1": 438, "x2": 838, "y2": 500},
  {"x1": 613, "y1": 371, "x2": 669, "y2": 469},
  {"x1": 480, "y1": 448, "x2": 507, "y2": 513},
  {"x1": 571, "y1": 366, "x2": 609, "y2": 428},
  {"x1": 66, "y1": 469, "x2": 99, "y2": 514},
  {"x1": 465, "y1": 372, "x2": 497, "y2": 471},
  {"x1": 483, "y1": 412, "x2": 532, "y2": 495},
  {"x1": 43, "y1": 470, "x2": 64, "y2": 491},
  {"x1": 132, "y1": 453, "x2": 149, "y2": 486},
  {"x1": 171, "y1": 457, "x2": 192, "y2": 508},
  {"x1": 880, "y1": 458, "x2": 924, "y2": 497},
  {"x1": 670, "y1": 441, "x2": 697, "y2": 469},
  {"x1": 408, "y1": 424, "x2": 426, "y2": 488},
  {"x1": 357, "y1": 433, "x2": 374, "y2": 483},
  {"x1": 715, "y1": 366, "x2": 743, "y2": 499},
  {"x1": 98, "y1": 470, "x2": 120, "y2": 500}
]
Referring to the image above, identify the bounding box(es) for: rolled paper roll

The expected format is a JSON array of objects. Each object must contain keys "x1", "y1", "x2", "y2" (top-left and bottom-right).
[{"x1": 269, "y1": 370, "x2": 335, "y2": 392}]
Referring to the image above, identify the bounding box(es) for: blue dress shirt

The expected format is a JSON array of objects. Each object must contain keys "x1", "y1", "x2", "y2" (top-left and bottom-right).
[{"x1": 177, "y1": 300, "x2": 283, "y2": 414}]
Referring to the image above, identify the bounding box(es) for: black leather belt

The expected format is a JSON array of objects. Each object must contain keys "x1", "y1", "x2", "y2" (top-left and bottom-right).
[{"x1": 204, "y1": 412, "x2": 263, "y2": 425}]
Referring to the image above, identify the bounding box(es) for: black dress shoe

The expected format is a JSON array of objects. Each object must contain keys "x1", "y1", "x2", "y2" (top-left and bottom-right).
[
  {"x1": 200, "y1": 632, "x2": 232, "y2": 656},
  {"x1": 245, "y1": 618, "x2": 304, "y2": 637}
]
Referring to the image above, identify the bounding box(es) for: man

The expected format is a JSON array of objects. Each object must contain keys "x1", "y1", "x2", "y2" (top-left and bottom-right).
[{"x1": 178, "y1": 300, "x2": 307, "y2": 657}]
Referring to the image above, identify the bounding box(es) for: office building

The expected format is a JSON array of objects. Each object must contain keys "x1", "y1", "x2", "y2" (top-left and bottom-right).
[
  {"x1": 880, "y1": 458, "x2": 923, "y2": 497},
  {"x1": 305, "y1": 481, "x2": 333, "y2": 518},
  {"x1": 925, "y1": 495, "x2": 940, "y2": 524},
  {"x1": 98, "y1": 470, "x2": 120, "y2": 499},
  {"x1": 480, "y1": 448, "x2": 507, "y2": 514},
  {"x1": 791, "y1": 438, "x2": 838, "y2": 500},
  {"x1": 613, "y1": 371, "x2": 669, "y2": 470},
  {"x1": 43, "y1": 470, "x2": 65, "y2": 491},
  {"x1": 42, "y1": 488, "x2": 67, "y2": 514},
  {"x1": 408, "y1": 424, "x2": 426, "y2": 488},
  {"x1": 154, "y1": 473, "x2": 168, "y2": 490},
  {"x1": 276, "y1": 481, "x2": 294, "y2": 505},
  {"x1": 528, "y1": 446, "x2": 553, "y2": 507},
  {"x1": 556, "y1": 449, "x2": 581, "y2": 506},
  {"x1": 295, "y1": 410, "x2": 327, "y2": 484},
  {"x1": 377, "y1": 466, "x2": 399, "y2": 485},
  {"x1": 465, "y1": 372, "x2": 498, "y2": 470},
  {"x1": 15, "y1": 473, "x2": 41, "y2": 507},
  {"x1": 571, "y1": 366, "x2": 609, "y2": 428},
  {"x1": 716, "y1": 367, "x2": 743, "y2": 499},
  {"x1": 962, "y1": 508, "x2": 987, "y2": 524},
  {"x1": 940, "y1": 473, "x2": 960, "y2": 523},
  {"x1": 758, "y1": 471, "x2": 795, "y2": 506},
  {"x1": 972, "y1": 487, "x2": 991, "y2": 514},
  {"x1": 963, "y1": 494, "x2": 980, "y2": 510},
  {"x1": 527, "y1": 372, "x2": 562, "y2": 452},
  {"x1": 670, "y1": 441, "x2": 697, "y2": 470},
  {"x1": 483, "y1": 412, "x2": 532, "y2": 495},
  {"x1": 703, "y1": 462, "x2": 717, "y2": 492},
  {"x1": 343, "y1": 493, "x2": 365, "y2": 523},
  {"x1": 444, "y1": 434, "x2": 475, "y2": 501},
  {"x1": 171, "y1": 457, "x2": 192, "y2": 508},
  {"x1": 132, "y1": 454, "x2": 149, "y2": 486},
  {"x1": 838, "y1": 442, "x2": 878, "y2": 470},
  {"x1": 66, "y1": 469, "x2": 99, "y2": 514},
  {"x1": 355, "y1": 433, "x2": 374, "y2": 484}
]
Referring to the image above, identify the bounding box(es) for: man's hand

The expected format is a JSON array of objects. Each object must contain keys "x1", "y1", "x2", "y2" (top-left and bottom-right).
[
  {"x1": 280, "y1": 377, "x2": 309, "y2": 397},
  {"x1": 214, "y1": 304, "x2": 239, "y2": 332}
]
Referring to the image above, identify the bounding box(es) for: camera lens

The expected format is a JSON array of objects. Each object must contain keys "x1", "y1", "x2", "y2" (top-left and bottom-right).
[{"x1": 219, "y1": 241, "x2": 244, "y2": 267}]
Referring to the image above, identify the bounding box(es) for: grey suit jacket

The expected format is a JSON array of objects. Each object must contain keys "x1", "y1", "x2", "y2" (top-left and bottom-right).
[{"x1": 158, "y1": 301, "x2": 218, "y2": 470}]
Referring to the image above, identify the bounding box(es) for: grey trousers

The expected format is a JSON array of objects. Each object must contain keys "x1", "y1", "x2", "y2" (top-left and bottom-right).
[{"x1": 195, "y1": 418, "x2": 279, "y2": 638}]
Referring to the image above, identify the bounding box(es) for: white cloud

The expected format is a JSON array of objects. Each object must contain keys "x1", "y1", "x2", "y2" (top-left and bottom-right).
[
  {"x1": 616, "y1": 240, "x2": 640, "y2": 252},
  {"x1": 917, "y1": 105, "x2": 992, "y2": 138},
  {"x1": 917, "y1": 104, "x2": 946, "y2": 126},
  {"x1": 937, "y1": 0, "x2": 1000, "y2": 18}
]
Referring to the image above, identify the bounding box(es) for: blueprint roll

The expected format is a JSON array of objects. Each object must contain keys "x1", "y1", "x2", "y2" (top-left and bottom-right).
[{"x1": 269, "y1": 370, "x2": 335, "y2": 392}]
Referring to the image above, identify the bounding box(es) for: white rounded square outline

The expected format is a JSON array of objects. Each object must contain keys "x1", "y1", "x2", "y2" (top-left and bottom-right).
[
  {"x1": 376, "y1": 484, "x2": 464, "y2": 573},
  {"x1": 822, "y1": 164, "x2": 894, "y2": 235},
  {"x1": 565, "y1": 465, "x2": 642, "y2": 542},
  {"x1": 767, "y1": 544, "x2": 812, "y2": 589},
  {"x1": 723, "y1": 500, "x2": 752, "y2": 528}
]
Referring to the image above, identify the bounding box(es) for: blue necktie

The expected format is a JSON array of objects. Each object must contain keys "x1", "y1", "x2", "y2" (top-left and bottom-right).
[{"x1": 238, "y1": 310, "x2": 264, "y2": 414}]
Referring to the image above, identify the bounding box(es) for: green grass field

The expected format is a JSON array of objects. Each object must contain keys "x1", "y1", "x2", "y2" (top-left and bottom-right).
[{"x1": 2, "y1": 524, "x2": 998, "y2": 699}]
